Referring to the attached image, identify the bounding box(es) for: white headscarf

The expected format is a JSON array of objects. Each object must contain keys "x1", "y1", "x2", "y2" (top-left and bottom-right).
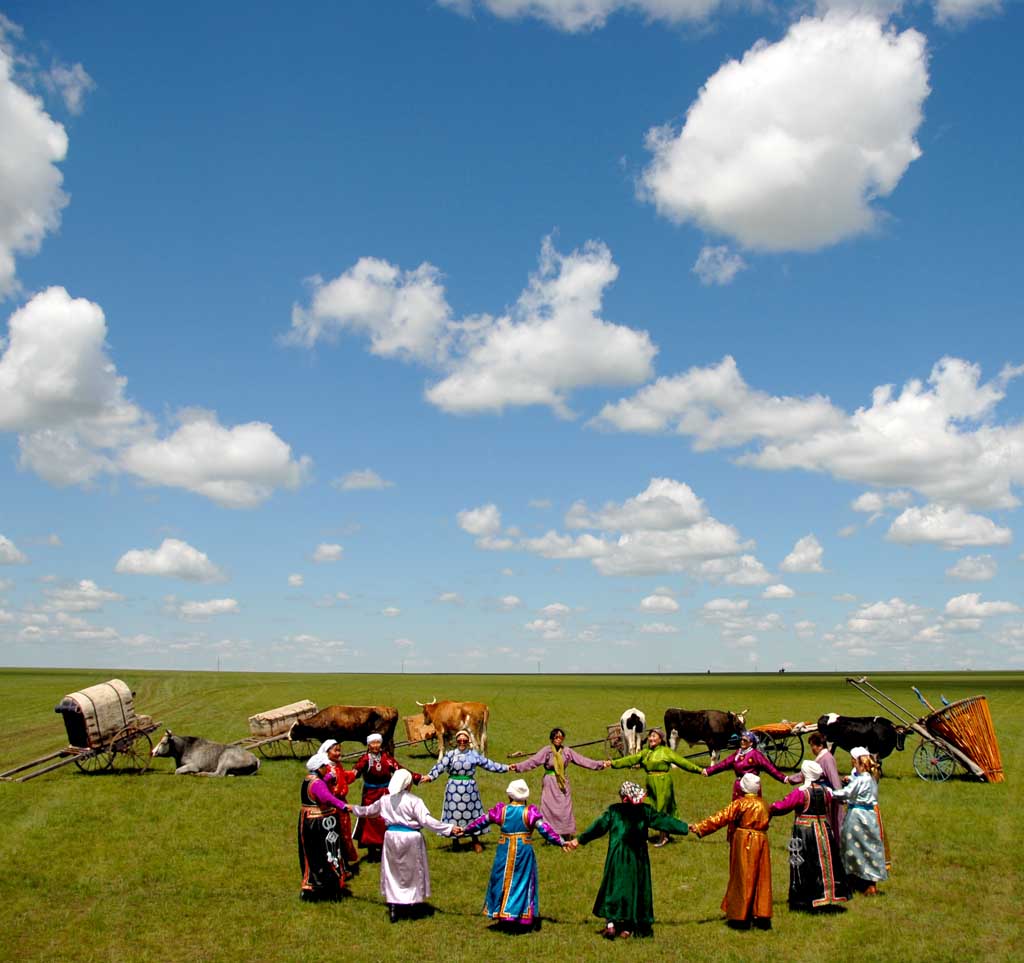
[
  {"x1": 506, "y1": 778, "x2": 530, "y2": 801},
  {"x1": 306, "y1": 752, "x2": 330, "y2": 772},
  {"x1": 318, "y1": 738, "x2": 338, "y2": 755},
  {"x1": 850, "y1": 746, "x2": 870, "y2": 760},
  {"x1": 799, "y1": 759, "x2": 824, "y2": 789},
  {"x1": 388, "y1": 769, "x2": 413, "y2": 795},
  {"x1": 739, "y1": 773, "x2": 761, "y2": 795},
  {"x1": 367, "y1": 733, "x2": 383, "y2": 747}
]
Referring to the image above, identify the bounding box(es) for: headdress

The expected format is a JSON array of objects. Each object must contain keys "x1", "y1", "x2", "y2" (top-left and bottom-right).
[
  {"x1": 455, "y1": 728, "x2": 472, "y2": 742},
  {"x1": 799, "y1": 759, "x2": 824, "y2": 789},
  {"x1": 306, "y1": 752, "x2": 330, "y2": 772},
  {"x1": 506, "y1": 779, "x2": 530, "y2": 801},
  {"x1": 619, "y1": 781, "x2": 647, "y2": 804},
  {"x1": 318, "y1": 738, "x2": 338, "y2": 755},
  {"x1": 366, "y1": 733, "x2": 383, "y2": 746},
  {"x1": 849, "y1": 746, "x2": 870, "y2": 760},
  {"x1": 388, "y1": 769, "x2": 413, "y2": 795},
  {"x1": 741, "y1": 730, "x2": 759, "y2": 747},
  {"x1": 739, "y1": 772, "x2": 761, "y2": 795}
]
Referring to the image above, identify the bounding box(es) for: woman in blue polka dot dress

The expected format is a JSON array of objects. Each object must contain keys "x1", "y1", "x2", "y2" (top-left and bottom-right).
[{"x1": 422, "y1": 728, "x2": 512, "y2": 853}]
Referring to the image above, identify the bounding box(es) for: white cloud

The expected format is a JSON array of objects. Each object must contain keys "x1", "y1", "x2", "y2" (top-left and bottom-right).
[
  {"x1": 178, "y1": 598, "x2": 240, "y2": 620},
  {"x1": 394, "y1": 637, "x2": 415, "y2": 648},
  {"x1": 287, "y1": 573, "x2": 304, "y2": 587},
  {"x1": 0, "y1": 534, "x2": 27, "y2": 565},
  {"x1": 114, "y1": 539, "x2": 225, "y2": 582},
  {"x1": 332, "y1": 468, "x2": 395, "y2": 491},
  {"x1": 525, "y1": 618, "x2": 566, "y2": 640},
  {"x1": 500, "y1": 595, "x2": 523, "y2": 610},
  {"x1": 762, "y1": 583, "x2": 794, "y2": 599},
  {"x1": 289, "y1": 238, "x2": 656, "y2": 419},
  {"x1": 944, "y1": 593, "x2": 1020, "y2": 618},
  {"x1": 852, "y1": 490, "x2": 913, "y2": 513},
  {"x1": 640, "y1": 593, "x2": 680, "y2": 613},
  {"x1": 886, "y1": 504, "x2": 1012, "y2": 549},
  {"x1": 0, "y1": 45, "x2": 68, "y2": 295},
  {"x1": 597, "y1": 357, "x2": 1024, "y2": 512},
  {"x1": 845, "y1": 597, "x2": 928, "y2": 636},
  {"x1": 437, "y1": 591, "x2": 462, "y2": 604},
  {"x1": 540, "y1": 602, "x2": 571, "y2": 617},
  {"x1": 794, "y1": 619, "x2": 816, "y2": 639},
  {"x1": 119, "y1": 408, "x2": 310, "y2": 509},
  {"x1": 382, "y1": 606, "x2": 401, "y2": 617},
  {"x1": 458, "y1": 503, "x2": 503, "y2": 537},
  {"x1": 697, "y1": 553, "x2": 773, "y2": 585},
  {"x1": 781, "y1": 534, "x2": 825, "y2": 573},
  {"x1": 312, "y1": 543, "x2": 343, "y2": 563},
  {"x1": 946, "y1": 554, "x2": 997, "y2": 582},
  {"x1": 640, "y1": 622, "x2": 679, "y2": 634},
  {"x1": 641, "y1": 14, "x2": 928, "y2": 253},
  {"x1": 692, "y1": 245, "x2": 746, "y2": 286},
  {"x1": 42, "y1": 61, "x2": 95, "y2": 115},
  {"x1": 43, "y1": 579, "x2": 122, "y2": 612},
  {"x1": 566, "y1": 477, "x2": 705, "y2": 531},
  {"x1": 933, "y1": 0, "x2": 1002, "y2": 26},
  {"x1": 838, "y1": 525, "x2": 857, "y2": 538}
]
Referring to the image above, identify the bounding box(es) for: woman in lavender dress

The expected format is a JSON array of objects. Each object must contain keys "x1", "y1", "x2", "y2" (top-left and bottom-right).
[
  {"x1": 702, "y1": 731, "x2": 789, "y2": 800},
  {"x1": 514, "y1": 727, "x2": 610, "y2": 839}
]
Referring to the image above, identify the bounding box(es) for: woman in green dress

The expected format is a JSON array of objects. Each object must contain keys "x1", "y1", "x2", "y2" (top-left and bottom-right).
[
  {"x1": 571, "y1": 781, "x2": 689, "y2": 939},
  {"x1": 611, "y1": 727, "x2": 702, "y2": 846}
]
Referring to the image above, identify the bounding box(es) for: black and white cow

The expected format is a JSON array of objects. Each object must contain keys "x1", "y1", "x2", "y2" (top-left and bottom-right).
[
  {"x1": 619, "y1": 707, "x2": 646, "y2": 756},
  {"x1": 151, "y1": 730, "x2": 260, "y2": 776},
  {"x1": 816, "y1": 714, "x2": 905, "y2": 760},
  {"x1": 663, "y1": 707, "x2": 747, "y2": 762}
]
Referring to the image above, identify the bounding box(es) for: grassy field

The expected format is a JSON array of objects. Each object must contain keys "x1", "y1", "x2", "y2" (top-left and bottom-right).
[{"x1": 0, "y1": 669, "x2": 1019, "y2": 963}]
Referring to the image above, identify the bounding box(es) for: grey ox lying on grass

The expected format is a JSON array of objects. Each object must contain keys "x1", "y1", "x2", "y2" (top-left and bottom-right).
[{"x1": 150, "y1": 729, "x2": 261, "y2": 776}]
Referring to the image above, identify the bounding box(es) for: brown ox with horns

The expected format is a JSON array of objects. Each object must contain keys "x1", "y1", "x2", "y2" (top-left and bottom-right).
[
  {"x1": 416, "y1": 698, "x2": 489, "y2": 760},
  {"x1": 289, "y1": 705, "x2": 399, "y2": 754}
]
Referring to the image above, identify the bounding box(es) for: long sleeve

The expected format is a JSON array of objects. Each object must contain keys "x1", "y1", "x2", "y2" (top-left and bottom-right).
[
  {"x1": 819, "y1": 752, "x2": 842, "y2": 790},
  {"x1": 309, "y1": 777, "x2": 352, "y2": 811},
  {"x1": 649, "y1": 811, "x2": 689, "y2": 836},
  {"x1": 664, "y1": 747, "x2": 703, "y2": 774},
  {"x1": 473, "y1": 750, "x2": 509, "y2": 774},
  {"x1": 427, "y1": 752, "x2": 453, "y2": 780},
  {"x1": 564, "y1": 747, "x2": 607, "y2": 771},
  {"x1": 526, "y1": 804, "x2": 565, "y2": 846},
  {"x1": 347, "y1": 797, "x2": 383, "y2": 818},
  {"x1": 513, "y1": 746, "x2": 550, "y2": 774},
  {"x1": 690, "y1": 799, "x2": 742, "y2": 838},
  {"x1": 408, "y1": 796, "x2": 455, "y2": 836},
  {"x1": 769, "y1": 787, "x2": 807, "y2": 817},
  {"x1": 704, "y1": 752, "x2": 737, "y2": 777},
  {"x1": 577, "y1": 809, "x2": 612, "y2": 846},
  {"x1": 611, "y1": 752, "x2": 642, "y2": 769},
  {"x1": 752, "y1": 749, "x2": 788, "y2": 784},
  {"x1": 464, "y1": 803, "x2": 504, "y2": 836}
]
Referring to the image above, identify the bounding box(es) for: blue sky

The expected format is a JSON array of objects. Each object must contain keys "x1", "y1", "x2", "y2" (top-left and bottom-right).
[{"x1": 0, "y1": 0, "x2": 1021, "y2": 674}]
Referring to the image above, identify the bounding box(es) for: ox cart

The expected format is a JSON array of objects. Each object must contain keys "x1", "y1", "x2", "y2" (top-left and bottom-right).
[
  {"x1": 231, "y1": 700, "x2": 320, "y2": 759},
  {"x1": 400, "y1": 714, "x2": 438, "y2": 756},
  {"x1": 0, "y1": 679, "x2": 160, "y2": 782},
  {"x1": 846, "y1": 676, "x2": 1004, "y2": 783},
  {"x1": 749, "y1": 720, "x2": 815, "y2": 771}
]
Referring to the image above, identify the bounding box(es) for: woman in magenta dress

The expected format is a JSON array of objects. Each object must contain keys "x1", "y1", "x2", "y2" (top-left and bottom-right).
[
  {"x1": 702, "y1": 731, "x2": 788, "y2": 799},
  {"x1": 298, "y1": 752, "x2": 352, "y2": 901},
  {"x1": 770, "y1": 760, "x2": 850, "y2": 910},
  {"x1": 513, "y1": 727, "x2": 609, "y2": 839}
]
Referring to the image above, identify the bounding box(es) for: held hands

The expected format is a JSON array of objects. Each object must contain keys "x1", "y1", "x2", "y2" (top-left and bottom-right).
[
  {"x1": 701, "y1": 768, "x2": 709, "y2": 776},
  {"x1": 420, "y1": 775, "x2": 433, "y2": 783},
  {"x1": 508, "y1": 763, "x2": 518, "y2": 772},
  {"x1": 451, "y1": 826, "x2": 464, "y2": 836},
  {"x1": 602, "y1": 760, "x2": 612, "y2": 769},
  {"x1": 566, "y1": 838, "x2": 580, "y2": 851}
]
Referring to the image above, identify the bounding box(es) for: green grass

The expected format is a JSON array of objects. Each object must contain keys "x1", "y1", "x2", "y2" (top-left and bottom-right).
[{"x1": 0, "y1": 669, "x2": 1019, "y2": 962}]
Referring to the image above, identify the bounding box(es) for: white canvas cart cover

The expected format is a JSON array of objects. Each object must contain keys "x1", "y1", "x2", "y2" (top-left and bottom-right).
[
  {"x1": 248, "y1": 699, "x2": 318, "y2": 737},
  {"x1": 55, "y1": 679, "x2": 136, "y2": 748}
]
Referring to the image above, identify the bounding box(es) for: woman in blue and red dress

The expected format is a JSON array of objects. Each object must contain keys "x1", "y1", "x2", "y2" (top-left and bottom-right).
[
  {"x1": 702, "y1": 731, "x2": 788, "y2": 800},
  {"x1": 353, "y1": 732, "x2": 421, "y2": 862}
]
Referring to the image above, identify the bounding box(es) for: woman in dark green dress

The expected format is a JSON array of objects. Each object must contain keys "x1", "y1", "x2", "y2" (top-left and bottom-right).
[{"x1": 571, "y1": 781, "x2": 689, "y2": 939}]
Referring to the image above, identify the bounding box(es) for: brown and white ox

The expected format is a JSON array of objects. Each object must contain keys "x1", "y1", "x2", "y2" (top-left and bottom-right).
[
  {"x1": 289, "y1": 705, "x2": 399, "y2": 754},
  {"x1": 416, "y1": 698, "x2": 489, "y2": 760},
  {"x1": 664, "y1": 707, "x2": 748, "y2": 763}
]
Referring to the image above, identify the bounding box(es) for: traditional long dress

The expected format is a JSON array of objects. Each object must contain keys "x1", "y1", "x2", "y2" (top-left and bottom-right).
[
  {"x1": 427, "y1": 748, "x2": 509, "y2": 833},
  {"x1": 770, "y1": 785, "x2": 850, "y2": 909},
  {"x1": 329, "y1": 762, "x2": 361, "y2": 866},
  {"x1": 576, "y1": 803, "x2": 689, "y2": 936},
  {"x1": 691, "y1": 794, "x2": 773, "y2": 924},
  {"x1": 464, "y1": 802, "x2": 564, "y2": 926},
  {"x1": 705, "y1": 747, "x2": 788, "y2": 800},
  {"x1": 297, "y1": 773, "x2": 350, "y2": 901},
  {"x1": 513, "y1": 744, "x2": 605, "y2": 836},
  {"x1": 812, "y1": 747, "x2": 845, "y2": 841},
  {"x1": 611, "y1": 745, "x2": 701, "y2": 818},
  {"x1": 831, "y1": 772, "x2": 889, "y2": 884},
  {"x1": 348, "y1": 790, "x2": 455, "y2": 905},
  {"x1": 353, "y1": 750, "x2": 421, "y2": 849}
]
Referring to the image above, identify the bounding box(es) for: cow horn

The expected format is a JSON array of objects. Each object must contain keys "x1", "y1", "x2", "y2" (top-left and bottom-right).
[{"x1": 415, "y1": 696, "x2": 436, "y2": 707}]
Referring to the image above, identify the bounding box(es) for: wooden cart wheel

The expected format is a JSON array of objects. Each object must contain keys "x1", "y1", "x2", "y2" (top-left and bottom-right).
[
  {"x1": 422, "y1": 734, "x2": 438, "y2": 756},
  {"x1": 764, "y1": 733, "x2": 804, "y2": 771},
  {"x1": 913, "y1": 740, "x2": 956, "y2": 781},
  {"x1": 288, "y1": 738, "x2": 319, "y2": 760},
  {"x1": 74, "y1": 746, "x2": 113, "y2": 774},
  {"x1": 111, "y1": 727, "x2": 153, "y2": 773},
  {"x1": 257, "y1": 737, "x2": 292, "y2": 759}
]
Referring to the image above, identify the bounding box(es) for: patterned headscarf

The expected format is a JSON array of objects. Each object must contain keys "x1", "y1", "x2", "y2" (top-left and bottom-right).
[
  {"x1": 620, "y1": 781, "x2": 647, "y2": 805},
  {"x1": 741, "y1": 731, "x2": 759, "y2": 747}
]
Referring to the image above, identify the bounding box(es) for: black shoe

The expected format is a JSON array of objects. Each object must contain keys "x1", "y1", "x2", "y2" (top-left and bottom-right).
[{"x1": 388, "y1": 904, "x2": 399, "y2": 924}]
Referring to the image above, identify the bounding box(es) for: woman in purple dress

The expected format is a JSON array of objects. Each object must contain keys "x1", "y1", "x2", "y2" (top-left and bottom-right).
[
  {"x1": 298, "y1": 752, "x2": 352, "y2": 901},
  {"x1": 514, "y1": 727, "x2": 610, "y2": 839},
  {"x1": 702, "y1": 731, "x2": 788, "y2": 800}
]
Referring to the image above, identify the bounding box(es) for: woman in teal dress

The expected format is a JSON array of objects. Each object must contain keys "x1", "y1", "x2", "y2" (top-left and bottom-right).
[
  {"x1": 571, "y1": 781, "x2": 689, "y2": 940},
  {"x1": 463, "y1": 779, "x2": 568, "y2": 930},
  {"x1": 611, "y1": 727, "x2": 702, "y2": 846}
]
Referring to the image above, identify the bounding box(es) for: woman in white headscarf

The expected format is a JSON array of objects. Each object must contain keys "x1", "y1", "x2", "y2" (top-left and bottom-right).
[
  {"x1": 352, "y1": 733, "x2": 423, "y2": 862},
  {"x1": 463, "y1": 778, "x2": 570, "y2": 930},
  {"x1": 830, "y1": 747, "x2": 889, "y2": 895},
  {"x1": 298, "y1": 752, "x2": 351, "y2": 901},
  {"x1": 770, "y1": 760, "x2": 850, "y2": 910},
  {"x1": 344, "y1": 769, "x2": 459, "y2": 922}
]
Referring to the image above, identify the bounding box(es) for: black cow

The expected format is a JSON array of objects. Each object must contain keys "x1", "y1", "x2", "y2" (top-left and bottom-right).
[
  {"x1": 816, "y1": 713, "x2": 905, "y2": 760},
  {"x1": 664, "y1": 707, "x2": 747, "y2": 762},
  {"x1": 289, "y1": 705, "x2": 399, "y2": 754},
  {"x1": 151, "y1": 730, "x2": 260, "y2": 776},
  {"x1": 619, "y1": 707, "x2": 646, "y2": 756}
]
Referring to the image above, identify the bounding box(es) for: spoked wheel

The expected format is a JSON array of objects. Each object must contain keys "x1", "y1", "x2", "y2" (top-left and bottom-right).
[
  {"x1": 110, "y1": 727, "x2": 153, "y2": 773},
  {"x1": 257, "y1": 737, "x2": 293, "y2": 759},
  {"x1": 74, "y1": 746, "x2": 113, "y2": 774},
  {"x1": 288, "y1": 738, "x2": 319, "y2": 760},
  {"x1": 764, "y1": 733, "x2": 804, "y2": 771},
  {"x1": 422, "y1": 734, "x2": 438, "y2": 756},
  {"x1": 913, "y1": 740, "x2": 957, "y2": 781}
]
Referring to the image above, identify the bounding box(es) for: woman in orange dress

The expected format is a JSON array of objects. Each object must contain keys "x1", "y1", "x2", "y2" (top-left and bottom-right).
[{"x1": 689, "y1": 773, "x2": 773, "y2": 929}]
